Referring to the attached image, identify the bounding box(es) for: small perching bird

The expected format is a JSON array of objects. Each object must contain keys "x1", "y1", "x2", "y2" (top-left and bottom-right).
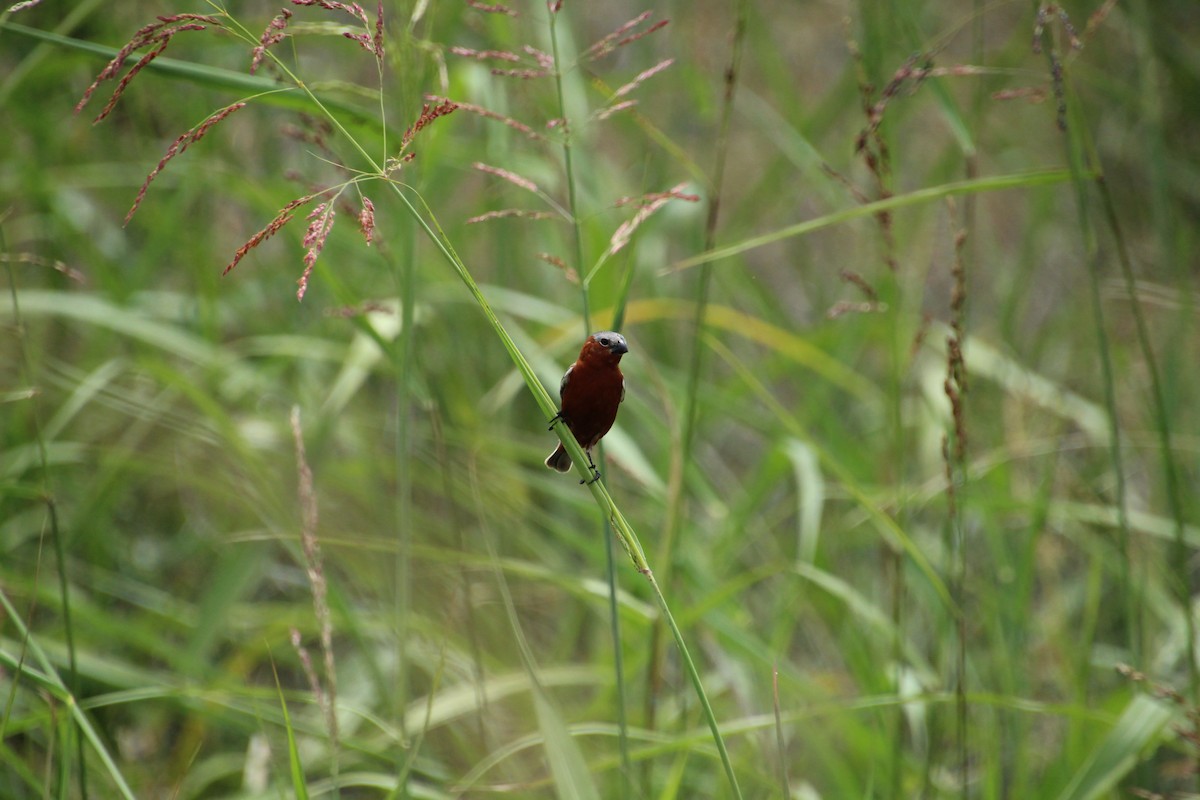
[{"x1": 545, "y1": 331, "x2": 628, "y2": 482}]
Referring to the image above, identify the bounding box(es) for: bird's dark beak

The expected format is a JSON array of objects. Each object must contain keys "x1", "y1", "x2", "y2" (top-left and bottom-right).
[{"x1": 612, "y1": 340, "x2": 629, "y2": 355}]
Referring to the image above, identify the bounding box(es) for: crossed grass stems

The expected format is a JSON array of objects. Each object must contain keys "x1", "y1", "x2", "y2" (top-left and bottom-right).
[
  {"x1": 74, "y1": 1, "x2": 743, "y2": 795},
  {"x1": 56, "y1": 0, "x2": 1189, "y2": 796}
]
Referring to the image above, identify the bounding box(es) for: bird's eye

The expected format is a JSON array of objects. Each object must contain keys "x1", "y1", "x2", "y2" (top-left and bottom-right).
[{"x1": 598, "y1": 337, "x2": 610, "y2": 346}]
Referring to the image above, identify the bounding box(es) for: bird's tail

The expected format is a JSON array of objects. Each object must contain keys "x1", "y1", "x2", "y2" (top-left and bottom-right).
[{"x1": 544, "y1": 444, "x2": 573, "y2": 473}]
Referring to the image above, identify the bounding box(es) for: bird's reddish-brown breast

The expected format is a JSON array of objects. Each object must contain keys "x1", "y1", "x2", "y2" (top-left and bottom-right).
[{"x1": 560, "y1": 337, "x2": 625, "y2": 449}]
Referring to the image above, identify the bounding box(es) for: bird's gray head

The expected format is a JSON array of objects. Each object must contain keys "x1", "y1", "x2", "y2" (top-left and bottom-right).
[{"x1": 591, "y1": 331, "x2": 629, "y2": 355}]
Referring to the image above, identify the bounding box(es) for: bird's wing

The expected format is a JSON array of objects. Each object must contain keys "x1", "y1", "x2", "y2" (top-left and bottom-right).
[{"x1": 559, "y1": 364, "x2": 573, "y2": 400}]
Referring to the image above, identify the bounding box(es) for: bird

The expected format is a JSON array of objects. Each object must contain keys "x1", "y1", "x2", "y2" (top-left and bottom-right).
[{"x1": 545, "y1": 331, "x2": 628, "y2": 482}]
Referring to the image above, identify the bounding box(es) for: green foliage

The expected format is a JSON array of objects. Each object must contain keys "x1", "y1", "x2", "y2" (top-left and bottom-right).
[{"x1": 2, "y1": 1, "x2": 1199, "y2": 798}]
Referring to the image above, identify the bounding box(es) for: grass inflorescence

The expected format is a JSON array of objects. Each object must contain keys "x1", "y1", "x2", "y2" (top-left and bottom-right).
[{"x1": 1, "y1": 1, "x2": 1198, "y2": 798}]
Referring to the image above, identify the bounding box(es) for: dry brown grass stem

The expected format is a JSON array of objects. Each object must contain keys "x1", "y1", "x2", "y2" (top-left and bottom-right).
[{"x1": 289, "y1": 406, "x2": 339, "y2": 748}]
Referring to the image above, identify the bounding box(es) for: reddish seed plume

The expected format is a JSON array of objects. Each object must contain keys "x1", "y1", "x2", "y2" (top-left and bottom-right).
[
  {"x1": 992, "y1": 86, "x2": 1048, "y2": 103},
  {"x1": 291, "y1": 0, "x2": 368, "y2": 25},
  {"x1": 491, "y1": 67, "x2": 551, "y2": 79},
  {"x1": 614, "y1": 19, "x2": 668, "y2": 50},
  {"x1": 450, "y1": 46, "x2": 521, "y2": 63},
  {"x1": 298, "y1": 203, "x2": 336, "y2": 301},
  {"x1": 592, "y1": 100, "x2": 637, "y2": 121},
  {"x1": 76, "y1": 15, "x2": 220, "y2": 117},
  {"x1": 398, "y1": 100, "x2": 458, "y2": 154},
  {"x1": 358, "y1": 197, "x2": 376, "y2": 244},
  {"x1": 224, "y1": 193, "x2": 321, "y2": 277},
  {"x1": 584, "y1": 12, "x2": 668, "y2": 61},
  {"x1": 612, "y1": 57, "x2": 673, "y2": 99},
  {"x1": 126, "y1": 102, "x2": 248, "y2": 225},
  {"x1": 426, "y1": 94, "x2": 542, "y2": 139},
  {"x1": 1083, "y1": 0, "x2": 1117, "y2": 42},
  {"x1": 584, "y1": 11, "x2": 652, "y2": 59},
  {"x1": 609, "y1": 182, "x2": 691, "y2": 255},
  {"x1": 251, "y1": 8, "x2": 292, "y2": 73},
  {"x1": 466, "y1": 209, "x2": 557, "y2": 224},
  {"x1": 472, "y1": 162, "x2": 539, "y2": 193},
  {"x1": 537, "y1": 252, "x2": 578, "y2": 283},
  {"x1": 373, "y1": 0, "x2": 385, "y2": 61},
  {"x1": 614, "y1": 187, "x2": 699, "y2": 208},
  {"x1": 548, "y1": 0, "x2": 563, "y2": 12},
  {"x1": 523, "y1": 45, "x2": 555, "y2": 70},
  {"x1": 343, "y1": 30, "x2": 376, "y2": 56},
  {"x1": 90, "y1": 39, "x2": 171, "y2": 123},
  {"x1": 467, "y1": 0, "x2": 517, "y2": 15}
]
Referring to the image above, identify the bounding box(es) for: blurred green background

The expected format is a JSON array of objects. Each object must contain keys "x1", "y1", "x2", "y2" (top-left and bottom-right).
[{"x1": 2, "y1": 0, "x2": 1198, "y2": 797}]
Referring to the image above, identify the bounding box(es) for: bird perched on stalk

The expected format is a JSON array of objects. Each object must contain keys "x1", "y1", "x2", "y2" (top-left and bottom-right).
[{"x1": 545, "y1": 331, "x2": 628, "y2": 482}]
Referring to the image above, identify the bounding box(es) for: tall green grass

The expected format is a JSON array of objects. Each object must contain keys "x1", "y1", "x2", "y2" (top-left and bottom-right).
[{"x1": 2, "y1": 1, "x2": 1198, "y2": 798}]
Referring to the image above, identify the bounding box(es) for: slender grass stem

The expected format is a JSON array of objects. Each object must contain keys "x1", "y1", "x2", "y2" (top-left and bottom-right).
[
  {"x1": 650, "y1": 0, "x2": 749, "y2": 767},
  {"x1": 3, "y1": 226, "x2": 88, "y2": 799}
]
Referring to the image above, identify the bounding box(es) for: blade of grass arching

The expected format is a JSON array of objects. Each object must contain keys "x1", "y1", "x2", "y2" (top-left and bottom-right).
[
  {"x1": 395, "y1": 177, "x2": 742, "y2": 799},
  {"x1": 669, "y1": 168, "x2": 1078, "y2": 273},
  {"x1": 271, "y1": 660, "x2": 311, "y2": 800},
  {"x1": 1052, "y1": 694, "x2": 1173, "y2": 800},
  {"x1": 0, "y1": 589, "x2": 136, "y2": 800},
  {"x1": 0, "y1": 21, "x2": 382, "y2": 128}
]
